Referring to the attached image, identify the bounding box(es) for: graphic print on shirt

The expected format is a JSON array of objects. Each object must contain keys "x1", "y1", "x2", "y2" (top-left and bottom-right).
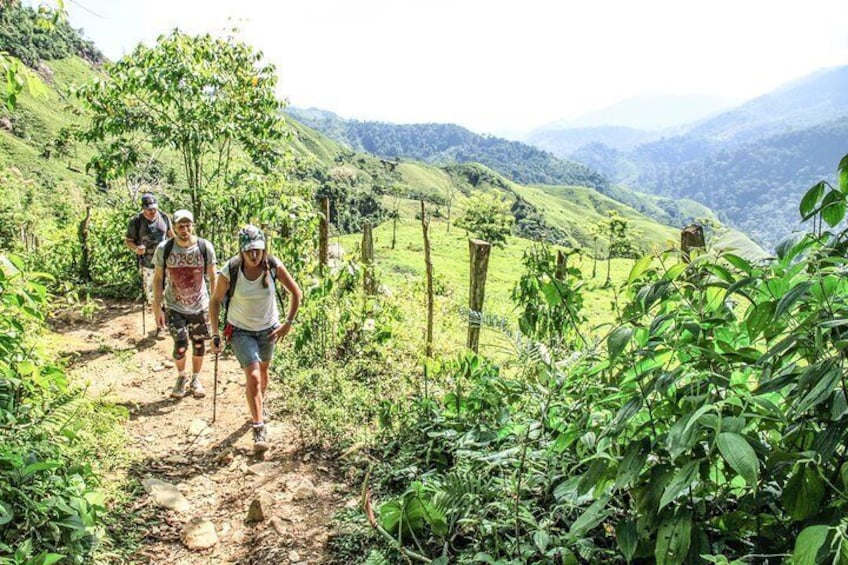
[{"x1": 167, "y1": 247, "x2": 205, "y2": 308}]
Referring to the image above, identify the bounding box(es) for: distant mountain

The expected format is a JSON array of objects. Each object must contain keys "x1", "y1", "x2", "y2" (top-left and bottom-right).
[
  {"x1": 286, "y1": 107, "x2": 610, "y2": 192},
  {"x1": 545, "y1": 65, "x2": 848, "y2": 249},
  {"x1": 534, "y1": 94, "x2": 737, "y2": 132},
  {"x1": 684, "y1": 66, "x2": 848, "y2": 145},
  {"x1": 526, "y1": 126, "x2": 657, "y2": 156},
  {"x1": 643, "y1": 117, "x2": 848, "y2": 247}
]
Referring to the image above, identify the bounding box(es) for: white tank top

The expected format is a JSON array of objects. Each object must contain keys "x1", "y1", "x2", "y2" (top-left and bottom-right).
[{"x1": 222, "y1": 261, "x2": 279, "y2": 331}]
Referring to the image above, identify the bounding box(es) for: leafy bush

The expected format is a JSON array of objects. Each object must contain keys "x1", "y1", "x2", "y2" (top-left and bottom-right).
[
  {"x1": 355, "y1": 156, "x2": 848, "y2": 563},
  {"x1": 0, "y1": 257, "x2": 108, "y2": 563},
  {"x1": 0, "y1": 4, "x2": 103, "y2": 67},
  {"x1": 455, "y1": 191, "x2": 514, "y2": 248},
  {"x1": 277, "y1": 261, "x2": 402, "y2": 446}
]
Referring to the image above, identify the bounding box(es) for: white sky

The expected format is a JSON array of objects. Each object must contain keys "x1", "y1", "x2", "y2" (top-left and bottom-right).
[{"x1": 60, "y1": 0, "x2": 848, "y2": 135}]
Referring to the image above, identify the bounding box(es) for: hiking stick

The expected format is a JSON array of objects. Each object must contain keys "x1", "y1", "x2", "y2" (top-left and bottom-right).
[
  {"x1": 138, "y1": 256, "x2": 147, "y2": 336},
  {"x1": 212, "y1": 336, "x2": 220, "y2": 424}
]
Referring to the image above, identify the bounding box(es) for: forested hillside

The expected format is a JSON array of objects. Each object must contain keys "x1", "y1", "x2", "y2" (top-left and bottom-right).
[
  {"x1": 286, "y1": 107, "x2": 610, "y2": 190},
  {"x1": 543, "y1": 65, "x2": 848, "y2": 248},
  {"x1": 286, "y1": 107, "x2": 748, "y2": 241}
]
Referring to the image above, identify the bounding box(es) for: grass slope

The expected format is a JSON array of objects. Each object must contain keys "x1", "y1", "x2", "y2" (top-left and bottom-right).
[{"x1": 0, "y1": 57, "x2": 97, "y2": 185}]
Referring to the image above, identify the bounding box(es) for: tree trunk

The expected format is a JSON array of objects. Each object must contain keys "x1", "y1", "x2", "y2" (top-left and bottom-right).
[
  {"x1": 319, "y1": 196, "x2": 330, "y2": 274},
  {"x1": 467, "y1": 239, "x2": 492, "y2": 353},
  {"x1": 421, "y1": 201, "x2": 434, "y2": 357},
  {"x1": 78, "y1": 206, "x2": 92, "y2": 282},
  {"x1": 362, "y1": 222, "x2": 376, "y2": 294},
  {"x1": 592, "y1": 242, "x2": 598, "y2": 279},
  {"x1": 680, "y1": 224, "x2": 705, "y2": 263},
  {"x1": 391, "y1": 215, "x2": 397, "y2": 250}
]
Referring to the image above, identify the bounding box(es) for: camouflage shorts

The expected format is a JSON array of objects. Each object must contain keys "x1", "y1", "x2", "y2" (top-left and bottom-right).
[{"x1": 165, "y1": 309, "x2": 210, "y2": 343}]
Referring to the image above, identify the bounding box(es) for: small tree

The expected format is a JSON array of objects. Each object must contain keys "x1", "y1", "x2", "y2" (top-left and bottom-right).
[
  {"x1": 600, "y1": 211, "x2": 641, "y2": 285},
  {"x1": 74, "y1": 29, "x2": 287, "y2": 225},
  {"x1": 456, "y1": 191, "x2": 514, "y2": 247},
  {"x1": 389, "y1": 183, "x2": 403, "y2": 249},
  {"x1": 444, "y1": 182, "x2": 457, "y2": 233}
]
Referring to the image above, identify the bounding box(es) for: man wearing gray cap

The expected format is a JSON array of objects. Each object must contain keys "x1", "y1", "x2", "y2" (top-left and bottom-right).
[
  {"x1": 125, "y1": 192, "x2": 172, "y2": 339},
  {"x1": 152, "y1": 209, "x2": 217, "y2": 399}
]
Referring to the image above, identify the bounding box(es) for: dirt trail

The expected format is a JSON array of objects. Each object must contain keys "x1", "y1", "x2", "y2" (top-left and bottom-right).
[{"x1": 54, "y1": 300, "x2": 349, "y2": 564}]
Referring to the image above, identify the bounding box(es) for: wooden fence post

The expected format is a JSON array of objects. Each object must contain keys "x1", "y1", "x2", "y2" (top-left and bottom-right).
[
  {"x1": 681, "y1": 224, "x2": 705, "y2": 263},
  {"x1": 467, "y1": 239, "x2": 492, "y2": 353},
  {"x1": 362, "y1": 222, "x2": 376, "y2": 294},
  {"x1": 319, "y1": 196, "x2": 330, "y2": 273},
  {"x1": 556, "y1": 249, "x2": 567, "y2": 280},
  {"x1": 78, "y1": 207, "x2": 91, "y2": 282},
  {"x1": 421, "y1": 201, "x2": 434, "y2": 357}
]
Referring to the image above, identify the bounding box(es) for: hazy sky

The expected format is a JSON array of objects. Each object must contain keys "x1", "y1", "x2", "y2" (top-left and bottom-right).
[{"x1": 61, "y1": 0, "x2": 848, "y2": 135}]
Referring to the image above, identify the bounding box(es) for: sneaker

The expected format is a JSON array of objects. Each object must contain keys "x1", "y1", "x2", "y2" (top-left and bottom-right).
[
  {"x1": 171, "y1": 375, "x2": 188, "y2": 398},
  {"x1": 252, "y1": 424, "x2": 270, "y2": 453},
  {"x1": 190, "y1": 378, "x2": 205, "y2": 398}
]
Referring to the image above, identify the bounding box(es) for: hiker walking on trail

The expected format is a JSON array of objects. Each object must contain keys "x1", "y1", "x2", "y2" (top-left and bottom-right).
[
  {"x1": 152, "y1": 209, "x2": 217, "y2": 400},
  {"x1": 125, "y1": 192, "x2": 172, "y2": 338},
  {"x1": 209, "y1": 225, "x2": 302, "y2": 453}
]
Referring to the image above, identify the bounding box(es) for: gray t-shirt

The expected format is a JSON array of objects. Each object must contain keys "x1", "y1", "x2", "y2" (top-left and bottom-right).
[
  {"x1": 126, "y1": 211, "x2": 171, "y2": 268},
  {"x1": 153, "y1": 238, "x2": 216, "y2": 315}
]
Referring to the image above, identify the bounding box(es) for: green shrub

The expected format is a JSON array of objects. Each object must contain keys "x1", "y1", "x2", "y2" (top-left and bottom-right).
[
  {"x1": 0, "y1": 257, "x2": 108, "y2": 563},
  {"x1": 354, "y1": 156, "x2": 848, "y2": 564}
]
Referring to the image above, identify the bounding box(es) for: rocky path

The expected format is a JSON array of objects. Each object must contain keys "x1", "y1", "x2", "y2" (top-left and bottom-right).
[{"x1": 53, "y1": 300, "x2": 349, "y2": 564}]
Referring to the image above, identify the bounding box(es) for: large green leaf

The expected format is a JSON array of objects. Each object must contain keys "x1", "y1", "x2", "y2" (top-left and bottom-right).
[
  {"x1": 704, "y1": 286, "x2": 727, "y2": 312},
  {"x1": 800, "y1": 181, "x2": 825, "y2": 219},
  {"x1": 774, "y1": 281, "x2": 813, "y2": 320},
  {"x1": 667, "y1": 412, "x2": 701, "y2": 459},
  {"x1": 577, "y1": 459, "x2": 609, "y2": 496},
  {"x1": 608, "y1": 326, "x2": 634, "y2": 361},
  {"x1": 716, "y1": 433, "x2": 759, "y2": 490},
  {"x1": 794, "y1": 363, "x2": 840, "y2": 415},
  {"x1": 610, "y1": 397, "x2": 642, "y2": 434},
  {"x1": 660, "y1": 460, "x2": 701, "y2": 510},
  {"x1": 628, "y1": 255, "x2": 653, "y2": 283},
  {"x1": 655, "y1": 509, "x2": 692, "y2": 565},
  {"x1": 35, "y1": 554, "x2": 65, "y2": 565},
  {"x1": 723, "y1": 253, "x2": 753, "y2": 274},
  {"x1": 533, "y1": 530, "x2": 550, "y2": 553},
  {"x1": 615, "y1": 439, "x2": 650, "y2": 489},
  {"x1": 821, "y1": 189, "x2": 847, "y2": 227},
  {"x1": 745, "y1": 301, "x2": 775, "y2": 341},
  {"x1": 782, "y1": 464, "x2": 825, "y2": 521},
  {"x1": 378, "y1": 500, "x2": 403, "y2": 533},
  {"x1": 791, "y1": 524, "x2": 830, "y2": 565},
  {"x1": 835, "y1": 532, "x2": 848, "y2": 565},
  {"x1": 839, "y1": 154, "x2": 848, "y2": 193},
  {"x1": 0, "y1": 501, "x2": 13, "y2": 526},
  {"x1": 569, "y1": 495, "x2": 611, "y2": 536},
  {"x1": 616, "y1": 519, "x2": 638, "y2": 563}
]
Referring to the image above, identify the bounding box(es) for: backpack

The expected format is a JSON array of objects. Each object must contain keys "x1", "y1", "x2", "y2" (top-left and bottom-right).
[
  {"x1": 161, "y1": 237, "x2": 211, "y2": 290},
  {"x1": 131, "y1": 210, "x2": 171, "y2": 245}
]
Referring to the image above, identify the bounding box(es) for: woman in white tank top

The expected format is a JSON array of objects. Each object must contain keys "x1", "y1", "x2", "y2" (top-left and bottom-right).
[{"x1": 209, "y1": 225, "x2": 302, "y2": 453}]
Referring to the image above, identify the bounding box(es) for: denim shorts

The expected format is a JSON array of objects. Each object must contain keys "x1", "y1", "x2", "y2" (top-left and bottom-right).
[{"x1": 230, "y1": 325, "x2": 277, "y2": 367}]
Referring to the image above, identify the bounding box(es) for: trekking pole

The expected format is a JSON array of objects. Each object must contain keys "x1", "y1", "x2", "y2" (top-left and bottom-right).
[
  {"x1": 212, "y1": 335, "x2": 220, "y2": 424},
  {"x1": 138, "y1": 255, "x2": 147, "y2": 336}
]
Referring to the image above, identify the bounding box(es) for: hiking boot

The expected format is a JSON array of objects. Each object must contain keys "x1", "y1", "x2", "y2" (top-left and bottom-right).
[
  {"x1": 190, "y1": 377, "x2": 205, "y2": 398},
  {"x1": 170, "y1": 375, "x2": 188, "y2": 398},
  {"x1": 252, "y1": 424, "x2": 270, "y2": 453},
  {"x1": 154, "y1": 327, "x2": 166, "y2": 341}
]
